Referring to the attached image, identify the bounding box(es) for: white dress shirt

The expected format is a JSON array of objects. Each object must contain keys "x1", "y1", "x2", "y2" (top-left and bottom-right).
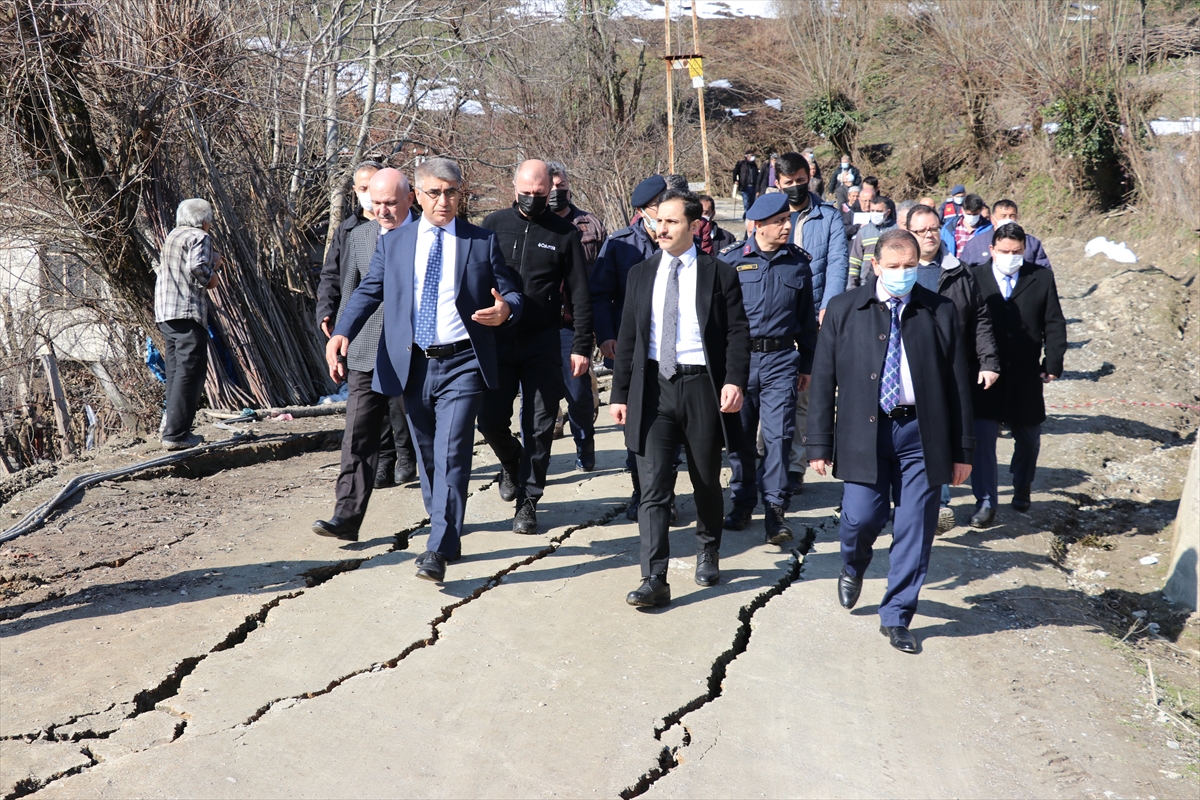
[
  {"x1": 649, "y1": 246, "x2": 705, "y2": 365},
  {"x1": 413, "y1": 216, "x2": 468, "y2": 345},
  {"x1": 875, "y1": 279, "x2": 916, "y2": 406},
  {"x1": 992, "y1": 264, "x2": 1018, "y2": 300}
]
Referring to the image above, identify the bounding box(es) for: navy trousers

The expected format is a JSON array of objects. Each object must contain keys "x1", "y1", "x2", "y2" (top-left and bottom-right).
[
  {"x1": 404, "y1": 348, "x2": 485, "y2": 559},
  {"x1": 729, "y1": 349, "x2": 800, "y2": 509},
  {"x1": 972, "y1": 418, "x2": 1042, "y2": 508},
  {"x1": 839, "y1": 416, "x2": 939, "y2": 628},
  {"x1": 558, "y1": 328, "x2": 594, "y2": 445}
]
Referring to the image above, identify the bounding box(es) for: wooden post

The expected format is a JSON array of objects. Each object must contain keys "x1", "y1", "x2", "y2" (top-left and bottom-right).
[
  {"x1": 41, "y1": 347, "x2": 75, "y2": 457},
  {"x1": 690, "y1": 2, "x2": 710, "y2": 192},
  {"x1": 664, "y1": 0, "x2": 675, "y2": 173}
]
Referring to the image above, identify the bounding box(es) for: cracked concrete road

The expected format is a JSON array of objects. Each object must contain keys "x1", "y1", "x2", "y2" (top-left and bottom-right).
[{"x1": 3, "y1": 390, "x2": 1197, "y2": 797}]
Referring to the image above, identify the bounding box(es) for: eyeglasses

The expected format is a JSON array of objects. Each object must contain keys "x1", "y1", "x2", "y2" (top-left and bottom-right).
[
  {"x1": 910, "y1": 227, "x2": 940, "y2": 236},
  {"x1": 420, "y1": 188, "x2": 461, "y2": 201}
]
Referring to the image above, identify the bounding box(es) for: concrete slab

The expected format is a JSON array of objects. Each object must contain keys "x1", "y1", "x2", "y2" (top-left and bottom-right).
[
  {"x1": 35, "y1": 427, "x2": 801, "y2": 798},
  {"x1": 643, "y1": 471, "x2": 1177, "y2": 799},
  {"x1": 0, "y1": 739, "x2": 91, "y2": 798}
]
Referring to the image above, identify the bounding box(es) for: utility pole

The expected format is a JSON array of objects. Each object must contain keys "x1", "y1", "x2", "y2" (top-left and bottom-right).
[
  {"x1": 664, "y1": 0, "x2": 675, "y2": 172},
  {"x1": 690, "y1": 2, "x2": 711, "y2": 191},
  {"x1": 662, "y1": 2, "x2": 710, "y2": 187}
]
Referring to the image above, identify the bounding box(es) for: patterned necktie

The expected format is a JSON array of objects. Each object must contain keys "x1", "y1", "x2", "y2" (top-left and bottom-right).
[
  {"x1": 879, "y1": 298, "x2": 903, "y2": 413},
  {"x1": 658, "y1": 257, "x2": 682, "y2": 380},
  {"x1": 415, "y1": 226, "x2": 443, "y2": 350}
]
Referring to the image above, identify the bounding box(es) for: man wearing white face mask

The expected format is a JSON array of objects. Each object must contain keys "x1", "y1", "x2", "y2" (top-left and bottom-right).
[
  {"x1": 958, "y1": 199, "x2": 1053, "y2": 269},
  {"x1": 317, "y1": 161, "x2": 384, "y2": 338},
  {"x1": 806, "y1": 228, "x2": 974, "y2": 654},
  {"x1": 969, "y1": 224, "x2": 1066, "y2": 527},
  {"x1": 846, "y1": 195, "x2": 896, "y2": 288},
  {"x1": 940, "y1": 192, "x2": 992, "y2": 258}
]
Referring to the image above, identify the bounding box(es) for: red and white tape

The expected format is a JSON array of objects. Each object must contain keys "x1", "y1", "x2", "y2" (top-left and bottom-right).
[{"x1": 1047, "y1": 397, "x2": 1200, "y2": 412}]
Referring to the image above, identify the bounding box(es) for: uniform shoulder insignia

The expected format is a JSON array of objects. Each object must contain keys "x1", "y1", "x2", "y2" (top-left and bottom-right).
[
  {"x1": 719, "y1": 240, "x2": 744, "y2": 256},
  {"x1": 795, "y1": 246, "x2": 813, "y2": 261}
]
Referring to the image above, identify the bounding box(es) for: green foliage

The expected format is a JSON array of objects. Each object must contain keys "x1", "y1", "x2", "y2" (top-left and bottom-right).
[
  {"x1": 1043, "y1": 89, "x2": 1123, "y2": 170},
  {"x1": 802, "y1": 92, "x2": 860, "y2": 153}
]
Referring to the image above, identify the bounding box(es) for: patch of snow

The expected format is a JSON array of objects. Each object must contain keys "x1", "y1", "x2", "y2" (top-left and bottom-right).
[
  {"x1": 616, "y1": 0, "x2": 779, "y2": 20},
  {"x1": 708, "y1": 79, "x2": 733, "y2": 89},
  {"x1": 1148, "y1": 117, "x2": 1200, "y2": 136},
  {"x1": 1084, "y1": 237, "x2": 1137, "y2": 264},
  {"x1": 1138, "y1": 554, "x2": 1159, "y2": 566},
  {"x1": 725, "y1": 107, "x2": 750, "y2": 117},
  {"x1": 764, "y1": 98, "x2": 782, "y2": 111}
]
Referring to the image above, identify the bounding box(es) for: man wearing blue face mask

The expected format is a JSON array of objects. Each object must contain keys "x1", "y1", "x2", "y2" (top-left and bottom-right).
[
  {"x1": 940, "y1": 193, "x2": 992, "y2": 258},
  {"x1": 805, "y1": 228, "x2": 974, "y2": 654},
  {"x1": 969, "y1": 224, "x2": 1066, "y2": 526}
]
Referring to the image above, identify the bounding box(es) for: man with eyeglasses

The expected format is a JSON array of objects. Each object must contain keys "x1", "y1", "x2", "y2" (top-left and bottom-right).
[
  {"x1": 327, "y1": 160, "x2": 523, "y2": 583},
  {"x1": 478, "y1": 160, "x2": 592, "y2": 536},
  {"x1": 907, "y1": 203, "x2": 1000, "y2": 532},
  {"x1": 719, "y1": 193, "x2": 818, "y2": 544}
]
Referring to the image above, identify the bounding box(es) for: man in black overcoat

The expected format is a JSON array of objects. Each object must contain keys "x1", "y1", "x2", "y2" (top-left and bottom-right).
[
  {"x1": 969, "y1": 223, "x2": 1067, "y2": 525},
  {"x1": 805, "y1": 228, "x2": 974, "y2": 653}
]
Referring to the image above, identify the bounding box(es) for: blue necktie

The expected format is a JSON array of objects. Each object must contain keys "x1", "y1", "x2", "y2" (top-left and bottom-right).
[
  {"x1": 879, "y1": 298, "x2": 903, "y2": 413},
  {"x1": 415, "y1": 227, "x2": 443, "y2": 350}
]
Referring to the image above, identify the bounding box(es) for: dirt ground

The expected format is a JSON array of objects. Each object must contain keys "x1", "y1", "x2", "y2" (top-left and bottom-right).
[{"x1": 1, "y1": 215, "x2": 1198, "y2": 798}]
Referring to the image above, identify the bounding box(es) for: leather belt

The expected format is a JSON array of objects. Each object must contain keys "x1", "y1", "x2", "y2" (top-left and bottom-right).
[
  {"x1": 415, "y1": 339, "x2": 472, "y2": 359},
  {"x1": 883, "y1": 405, "x2": 916, "y2": 419},
  {"x1": 649, "y1": 360, "x2": 708, "y2": 376},
  {"x1": 750, "y1": 337, "x2": 788, "y2": 353}
]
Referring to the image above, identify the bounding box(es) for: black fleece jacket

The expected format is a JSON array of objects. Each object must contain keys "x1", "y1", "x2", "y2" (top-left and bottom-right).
[{"x1": 480, "y1": 204, "x2": 593, "y2": 356}]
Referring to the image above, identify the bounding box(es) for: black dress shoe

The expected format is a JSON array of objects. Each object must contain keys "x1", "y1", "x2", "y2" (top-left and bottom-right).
[
  {"x1": 395, "y1": 463, "x2": 417, "y2": 484},
  {"x1": 374, "y1": 467, "x2": 397, "y2": 489},
  {"x1": 969, "y1": 504, "x2": 995, "y2": 528},
  {"x1": 498, "y1": 468, "x2": 518, "y2": 502},
  {"x1": 837, "y1": 569, "x2": 862, "y2": 609},
  {"x1": 415, "y1": 551, "x2": 459, "y2": 568},
  {"x1": 626, "y1": 575, "x2": 671, "y2": 607},
  {"x1": 626, "y1": 489, "x2": 640, "y2": 521},
  {"x1": 312, "y1": 516, "x2": 360, "y2": 542},
  {"x1": 723, "y1": 504, "x2": 753, "y2": 531},
  {"x1": 694, "y1": 550, "x2": 720, "y2": 587},
  {"x1": 415, "y1": 551, "x2": 447, "y2": 582},
  {"x1": 1012, "y1": 486, "x2": 1032, "y2": 513},
  {"x1": 880, "y1": 625, "x2": 918, "y2": 653},
  {"x1": 764, "y1": 504, "x2": 794, "y2": 545},
  {"x1": 513, "y1": 498, "x2": 539, "y2": 534}
]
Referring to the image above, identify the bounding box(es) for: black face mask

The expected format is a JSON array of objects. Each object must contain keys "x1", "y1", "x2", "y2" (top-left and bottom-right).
[
  {"x1": 782, "y1": 184, "x2": 807, "y2": 207},
  {"x1": 547, "y1": 189, "x2": 570, "y2": 213},
  {"x1": 516, "y1": 193, "x2": 548, "y2": 218}
]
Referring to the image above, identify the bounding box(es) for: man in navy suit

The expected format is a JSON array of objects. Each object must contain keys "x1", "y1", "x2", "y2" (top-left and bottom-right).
[
  {"x1": 328, "y1": 162, "x2": 523, "y2": 583},
  {"x1": 806, "y1": 228, "x2": 974, "y2": 654}
]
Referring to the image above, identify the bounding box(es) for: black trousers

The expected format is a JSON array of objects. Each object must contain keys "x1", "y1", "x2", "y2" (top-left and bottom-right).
[
  {"x1": 378, "y1": 395, "x2": 416, "y2": 474},
  {"x1": 158, "y1": 319, "x2": 208, "y2": 442},
  {"x1": 477, "y1": 327, "x2": 564, "y2": 505},
  {"x1": 333, "y1": 368, "x2": 415, "y2": 524},
  {"x1": 635, "y1": 371, "x2": 725, "y2": 578}
]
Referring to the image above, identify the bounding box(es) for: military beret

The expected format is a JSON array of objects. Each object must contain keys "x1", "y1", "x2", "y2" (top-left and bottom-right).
[
  {"x1": 745, "y1": 192, "x2": 791, "y2": 221},
  {"x1": 631, "y1": 175, "x2": 667, "y2": 209},
  {"x1": 951, "y1": 184, "x2": 966, "y2": 195}
]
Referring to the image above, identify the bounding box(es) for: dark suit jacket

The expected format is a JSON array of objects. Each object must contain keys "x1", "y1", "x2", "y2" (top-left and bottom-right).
[
  {"x1": 804, "y1": 277, "x2": 974, "y2": 486},
  {"x1": 333, "y1": 218, "x2": 523, "y2": 395},
  {"x1": 972, "y1": 261, "x2": 1067, "y2": 426},
  {"x1": 610, "y1": 251, "x2": 751, "y2": 454}
]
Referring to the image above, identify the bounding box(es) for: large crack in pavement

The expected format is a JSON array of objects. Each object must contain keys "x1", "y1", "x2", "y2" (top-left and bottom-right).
[
  {"x1": 235, "y1": 498, "x2": 627, "y2": 730},
  {"x1": 620, "y1": 519, "x2": 832, "y2": 800}
]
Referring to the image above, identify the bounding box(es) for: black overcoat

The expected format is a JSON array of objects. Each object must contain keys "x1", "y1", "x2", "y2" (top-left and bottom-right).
[
  {"x1": 610, "y1": 251, "x2": 751, "y2": 454},
  {"x1": 803, "y1": 276, "x2": 974, "y2": 486},
  {"x1": 972, "y1": 261, "x2": 1067, "y2": 426}
]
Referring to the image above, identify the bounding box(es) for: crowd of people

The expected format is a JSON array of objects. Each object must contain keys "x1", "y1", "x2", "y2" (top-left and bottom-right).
[{"x1": 151, "y1": 151, "x2": 1065, "y2": 655}]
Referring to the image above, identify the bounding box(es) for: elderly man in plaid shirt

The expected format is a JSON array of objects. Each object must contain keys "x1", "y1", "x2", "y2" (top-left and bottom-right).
[{"x1": 154, "y1": 198, "x2": 223, "y2": 451}]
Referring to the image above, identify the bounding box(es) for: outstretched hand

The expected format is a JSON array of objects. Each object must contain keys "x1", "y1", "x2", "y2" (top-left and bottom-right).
[{"x1": 472, "y1": 289, "x2": 511, "y2": 326}]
